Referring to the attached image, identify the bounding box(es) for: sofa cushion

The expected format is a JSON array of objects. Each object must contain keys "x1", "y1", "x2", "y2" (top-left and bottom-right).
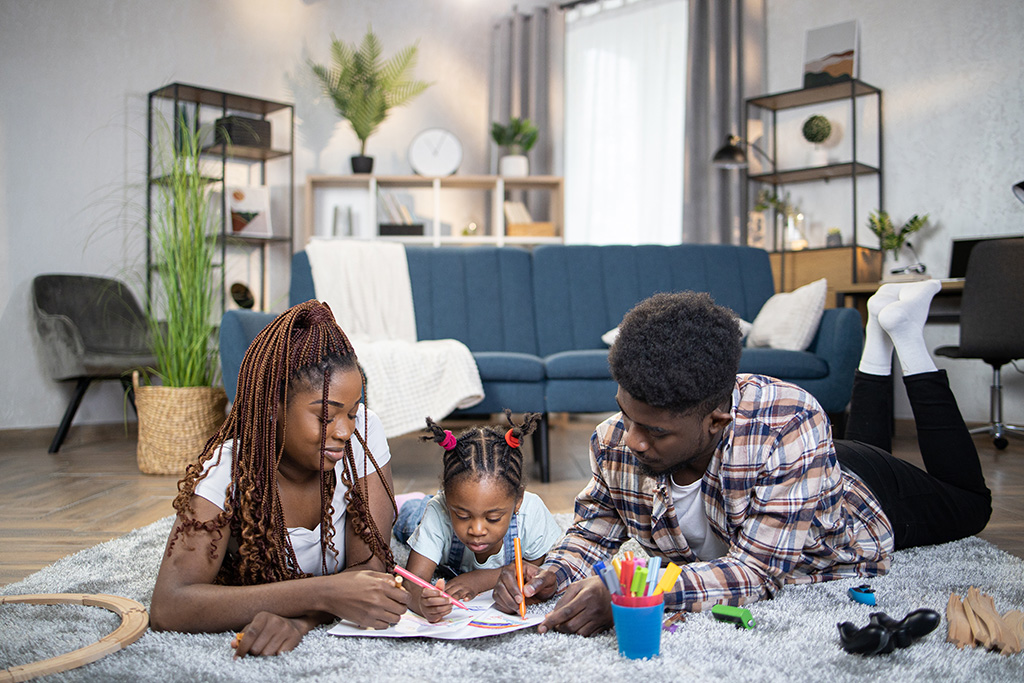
[
  {"x1": 738, "y1": 348, "x2": 829, "y2": 379},
  {"x1": 544, "y1": 349, "x2": 612, "y2": 380},
  {"x1": 472, "y1": 351, "x2": 546, "y2": 382},
  {"x1": 532, "y1": 244, "x2": 774, "y2": 356},
  {"x1": 747, "y1": 278, "x2": 827, "y2": 351}
]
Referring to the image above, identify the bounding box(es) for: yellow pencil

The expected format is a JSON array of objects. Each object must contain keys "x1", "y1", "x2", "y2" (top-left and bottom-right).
[
  {"x1": 514, "y1": 536, "x2": 526, "y2": 620},
  {"x1": 653, "y1": 562, "x2": 682, "y2": 595}
]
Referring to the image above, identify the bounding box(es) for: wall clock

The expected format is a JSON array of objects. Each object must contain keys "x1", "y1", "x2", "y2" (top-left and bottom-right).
[{"x1": 408, "y1": 128, "x2": 463, "y2": 176}]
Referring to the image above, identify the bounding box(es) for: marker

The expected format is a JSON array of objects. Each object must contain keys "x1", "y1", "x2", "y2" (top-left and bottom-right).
[
  {"x1": 514, "y1": 536, "x2": 526, "y2": 620},
  {"x1": 652, "y1": 562, "x2": 682, "y2": 595},
  {"x1": 646, "y1": 556, "x2": 662, "y2": 596},
  {"x1": 619, "y1": 560, "x2": 635, "y2": 596},
  {"x1": 599, "y1": 565, "x2": 622, "y2": 595},
  {"x1": 393, "y1": 565, "x2": 469, "y2": 610},
  {"x1": 631, "y1": 567, "x2": 648, "y2": 597}
]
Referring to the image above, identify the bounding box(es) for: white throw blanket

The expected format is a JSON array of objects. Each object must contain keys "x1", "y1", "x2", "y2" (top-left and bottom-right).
[{"x1": 305, "y1": 238, "x2": 483, "y2": 437}]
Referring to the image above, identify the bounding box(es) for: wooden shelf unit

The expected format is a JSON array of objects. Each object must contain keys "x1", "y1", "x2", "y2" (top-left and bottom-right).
[{"x1": 303, "y1": 174, "x2": 563, "y2": 248}]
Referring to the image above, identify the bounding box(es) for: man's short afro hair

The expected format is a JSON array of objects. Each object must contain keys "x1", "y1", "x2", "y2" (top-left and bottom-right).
[{"x1": 608, "y1": 291, "x2": 742, "y2": 415}]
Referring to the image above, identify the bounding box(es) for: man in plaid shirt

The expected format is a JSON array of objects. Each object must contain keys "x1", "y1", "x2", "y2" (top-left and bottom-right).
[{"x1": 494, "y1": 287, "x2": 989, "y2": 636}]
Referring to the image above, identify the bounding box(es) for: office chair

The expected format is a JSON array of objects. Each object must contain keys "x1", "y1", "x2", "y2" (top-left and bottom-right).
[
  {"x1": 32, "y1": 274, "x2": 157, "y2": 453},
  {"x1": 935, "y1": 239, "x2": 1024, "y2": 449}
]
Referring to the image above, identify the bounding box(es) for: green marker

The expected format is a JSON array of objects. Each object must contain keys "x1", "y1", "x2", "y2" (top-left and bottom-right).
[
  {"x1": 631, "y1": 567, "x2": 648, "y2": 596},
  {"x1": 711, "y1": 604, "x2": 756, "y2": 629}
]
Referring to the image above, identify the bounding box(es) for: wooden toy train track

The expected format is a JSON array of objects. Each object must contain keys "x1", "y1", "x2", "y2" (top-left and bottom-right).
[{"x1": 0, "y1": 593, "x2": 149, "y2": 682}]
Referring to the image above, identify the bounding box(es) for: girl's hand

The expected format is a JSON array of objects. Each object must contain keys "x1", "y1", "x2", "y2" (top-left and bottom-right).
[
  {"x1": 418, "y1": 578, "x2": 455, "y2": 623},
  {"x1": 322, "y1": 570, "x2": 409, "y2": 629},
  {"x1": 444, "y1": 575, "x2": 479, "y2": 602},
  {"x1": 232, "y1": 612, "x2": 306, "y2": 658}
]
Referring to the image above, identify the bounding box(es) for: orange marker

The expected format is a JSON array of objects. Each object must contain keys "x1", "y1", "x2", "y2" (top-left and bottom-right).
[{"x1": 514, "y1": 536, "x2": 526, "y2": 620}]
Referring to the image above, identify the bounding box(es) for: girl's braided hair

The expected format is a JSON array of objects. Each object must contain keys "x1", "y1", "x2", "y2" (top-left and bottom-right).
[
  {"x1": 422, "y1": 410, "x2": 542, "y2": 496},
  {"x1": 169, "y1": 300, "x2": 396, "y2": 584}
]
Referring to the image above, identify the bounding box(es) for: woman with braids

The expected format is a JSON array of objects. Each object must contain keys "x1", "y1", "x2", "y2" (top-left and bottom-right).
[
  {"x1": 150, "y1": 300, "x2": 407, "y2": 657},
  {"x1": 393, "y1": 411, "x2": 564, "y2": 622}
]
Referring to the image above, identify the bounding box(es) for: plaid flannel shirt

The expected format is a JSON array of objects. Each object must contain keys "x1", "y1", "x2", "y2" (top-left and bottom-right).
[{"x1": 542, "y1": 374, "x2": 895, "y2": 611}]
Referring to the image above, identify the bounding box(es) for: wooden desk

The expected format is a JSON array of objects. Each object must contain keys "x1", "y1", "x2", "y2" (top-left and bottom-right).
[{"x1": 834, "y1": 279, "x2": 965, "y2": 323}]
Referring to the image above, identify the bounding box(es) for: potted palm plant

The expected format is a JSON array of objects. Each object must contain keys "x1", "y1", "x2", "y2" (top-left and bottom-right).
[
  {"x1": 491, "y1": 117, "x2": 538, "y2": 177},
  {"x1": 135, "y1": 110, "x2": 227, "y2": 475},
  {"x1": 309, "y1": 27, "x2": 431, "y2": 174},
  {"x1": 867, "y1": 209, "x2": 930, "y2": 279}
]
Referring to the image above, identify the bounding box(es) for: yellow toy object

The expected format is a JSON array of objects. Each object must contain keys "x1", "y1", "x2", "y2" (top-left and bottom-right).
[{"x1": 0, "y1": 593, "x2": 148, "y2": 682}]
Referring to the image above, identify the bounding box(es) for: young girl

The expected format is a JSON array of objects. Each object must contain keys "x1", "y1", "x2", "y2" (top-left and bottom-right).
[
  {"x1": 150, "y1": 300, "x2": 408, "y2": 657},
  {"x1": 395, "y1": 412, "x2": 564, "y2": 622}
]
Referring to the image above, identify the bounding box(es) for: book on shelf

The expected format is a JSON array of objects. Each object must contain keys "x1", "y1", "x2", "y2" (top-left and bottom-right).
[{"x1": 503, "y1": 200, "x2": 533, "y2": 224}]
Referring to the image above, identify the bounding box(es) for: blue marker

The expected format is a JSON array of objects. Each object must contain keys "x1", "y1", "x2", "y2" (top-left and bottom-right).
[
  {"x1": 599, "y1": 566, "x2": 621, "y2": 595},
  {"x1": 646, "y1": 556, "x2": 662, "y2": 596}
]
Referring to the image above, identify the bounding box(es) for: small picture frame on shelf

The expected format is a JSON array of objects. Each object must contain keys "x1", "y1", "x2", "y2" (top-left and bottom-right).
[
  {"x1": 803, "y1": 20, "x2": 859, "y2": 88},
  {"x1": 224, "y1": 186, "x2": 272, "y2": 238}
]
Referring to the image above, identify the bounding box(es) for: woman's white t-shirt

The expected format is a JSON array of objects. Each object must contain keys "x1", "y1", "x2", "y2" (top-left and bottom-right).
[{"x1": 194, "y1": 404, "x2": 391, "y2": 576}]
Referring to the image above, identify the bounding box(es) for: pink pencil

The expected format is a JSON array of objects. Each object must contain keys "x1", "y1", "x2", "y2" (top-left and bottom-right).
[{"x1": 393, "y1": 565, "x2": 469, "y2": 610}]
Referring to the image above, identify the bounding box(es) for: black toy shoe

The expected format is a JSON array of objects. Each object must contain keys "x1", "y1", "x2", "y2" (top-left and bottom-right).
[
  {"x1": 837, "y1": 621, "x2": 891, "y2": 655},
  {"x1": 869, "y1": 609, "x2": 941, "y2": 649}
]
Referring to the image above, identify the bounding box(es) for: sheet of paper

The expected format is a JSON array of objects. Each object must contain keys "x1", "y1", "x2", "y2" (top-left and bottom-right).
[{"x1": 327, "y1": 590, "x2": 543, "y2": 640}]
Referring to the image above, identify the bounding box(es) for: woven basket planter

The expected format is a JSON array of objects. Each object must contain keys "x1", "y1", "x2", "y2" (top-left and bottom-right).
[{"x1": 133, "y1": 372, "x2": 227, "y2": 475}]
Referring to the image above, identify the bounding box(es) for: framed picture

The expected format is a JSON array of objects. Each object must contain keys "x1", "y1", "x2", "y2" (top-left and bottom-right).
[
  {"x1": 224, "y1": 185, "x2": 272, "y2": 238},
  {"x1": 803, "y1": 20, "x2": 859, "y2": 88}
]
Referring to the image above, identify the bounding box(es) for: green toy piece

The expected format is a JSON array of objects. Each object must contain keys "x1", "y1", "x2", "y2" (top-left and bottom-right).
[{"x1": 711, "y1": 604, "x2": 756, "y2": 630}]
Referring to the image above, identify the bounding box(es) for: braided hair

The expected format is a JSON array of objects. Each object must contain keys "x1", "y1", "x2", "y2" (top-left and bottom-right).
[
  {"x1": 169, "y1": 300, "x2": 396, "y2": 585},
  {"x1": 422, "y1": 410, "x2": 542, "y2": 497}
]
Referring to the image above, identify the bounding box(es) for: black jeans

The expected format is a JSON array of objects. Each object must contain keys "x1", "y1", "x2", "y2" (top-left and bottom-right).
[{"x1": 835, "y1": 370, "x2": 992, "y2": 549}]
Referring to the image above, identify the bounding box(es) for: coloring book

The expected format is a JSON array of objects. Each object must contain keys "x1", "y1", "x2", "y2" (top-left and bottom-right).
[{"x1": 327, "y1": 591, "x2": 542, "y2": 640}]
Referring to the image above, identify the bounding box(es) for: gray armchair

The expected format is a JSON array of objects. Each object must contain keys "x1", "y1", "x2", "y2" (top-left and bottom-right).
[{"x1": 32, "y1": 274, "x2": 157, "y2": 453}]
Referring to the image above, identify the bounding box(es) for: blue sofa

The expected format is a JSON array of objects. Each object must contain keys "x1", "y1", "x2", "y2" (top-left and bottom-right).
[{"x1": 220, "y1": 244, "x2": 864, "y2": 482}]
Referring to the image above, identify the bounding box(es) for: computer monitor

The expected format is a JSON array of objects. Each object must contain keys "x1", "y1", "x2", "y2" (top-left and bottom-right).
[{"x1": 948, "y1": 235, "x2": 1023, "y2": 279}]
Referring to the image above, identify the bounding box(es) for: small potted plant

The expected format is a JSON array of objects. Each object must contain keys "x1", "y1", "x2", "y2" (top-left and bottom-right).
[
  {"x1": 802, "y1": 114, "x2": 831, "y2": 166},
  {"x1": 491, "y1": 116, "x2": 538, "y2": 177},
  {"x1": 826, "y1": 227, "x2": 843, "y2": 248},
  {"x1": 867, "y1": 209, "x2": 930, "y2": 278},
  {"x1": 309, "y1": 27, "x2": 431, "y2": 174}
]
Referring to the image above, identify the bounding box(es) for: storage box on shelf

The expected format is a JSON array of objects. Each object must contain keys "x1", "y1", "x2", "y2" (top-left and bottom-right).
[
  {"x1": 146, "y1": 83, "x2": 294, "y2": 314},
  {"x1": 303, "y1": 174, "x2": 563, "y2": 247},
  {"x1": 745, "y1": 80, "x2": 883, "y2": 291}
]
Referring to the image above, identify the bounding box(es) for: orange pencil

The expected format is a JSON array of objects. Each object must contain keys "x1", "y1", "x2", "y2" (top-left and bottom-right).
[{"x1": 514, "y1": 536, "x2": 526, "y2": 620}]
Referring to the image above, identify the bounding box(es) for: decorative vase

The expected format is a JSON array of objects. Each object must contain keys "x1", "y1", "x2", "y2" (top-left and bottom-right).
[
  {"x1": 351, "y1": 154, "x2": 374, "y2": 174},
  {"x1": 809, "y1": 145, "x2": 828, "y2": 167},
  {"x1": 499, "y1": 154, "x2": 529, "y2": 177}
]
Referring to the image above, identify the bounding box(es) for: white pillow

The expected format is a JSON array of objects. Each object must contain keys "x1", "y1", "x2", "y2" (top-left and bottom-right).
[
  {"x1": 602, "y1": 317, "x2": 754, "y2": 347},
  {"x1": 746, "y1": 278, "x2": 827, "y2": 351}
]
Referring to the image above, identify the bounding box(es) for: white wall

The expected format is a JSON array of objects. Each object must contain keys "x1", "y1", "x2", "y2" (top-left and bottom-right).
[
  {"x1": 764, "y1": 0, "x2": 1024, "y2": 422},
  {"x1": 0, "y1": 0, "x2": 542, "y2": 430}
]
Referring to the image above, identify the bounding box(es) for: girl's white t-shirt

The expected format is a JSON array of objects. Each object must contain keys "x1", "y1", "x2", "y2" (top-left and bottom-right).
[
  {"x1": 194, "y1": 404, "x2": 391, "y2": 576},
  {"x1": 670, "y1": 476, "x2": 730, "y2": 562}
]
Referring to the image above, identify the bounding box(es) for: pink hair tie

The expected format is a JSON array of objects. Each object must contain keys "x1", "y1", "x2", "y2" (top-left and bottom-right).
[
  {"x1": 440, "y1": 430, "x2": 457, "y2": 451},
  {"x1": 505, "y1": 429, "x2": 521, "y2": 449}
]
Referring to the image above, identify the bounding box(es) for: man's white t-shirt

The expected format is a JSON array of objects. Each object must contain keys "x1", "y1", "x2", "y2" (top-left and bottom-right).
[
  {"x1": 406, "y1": 490, "x2": 564, "y2": 573},
  {"x1": 670, "y1": 476, "x2": 729, "y2": 561},
  {"x1": 194, "y1": 404, "x2": 391, "y2": 576}
]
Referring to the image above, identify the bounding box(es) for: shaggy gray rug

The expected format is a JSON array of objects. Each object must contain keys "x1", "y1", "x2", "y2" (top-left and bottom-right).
[{"x1": 2, "y1": 514, "x2": 1023, "y2": 682}]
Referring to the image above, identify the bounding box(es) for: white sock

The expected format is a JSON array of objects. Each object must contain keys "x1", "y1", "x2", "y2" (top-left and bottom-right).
[
  {"x1": 878, "y1": 279, "x2": 943, "y2": 376},
  {"x1": 858, "y1": 283, "x2": 903, "y2": 375}
]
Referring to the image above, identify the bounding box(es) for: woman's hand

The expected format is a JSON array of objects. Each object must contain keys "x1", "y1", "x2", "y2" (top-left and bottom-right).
[
  {"x1": 231, "y1": 611, "x2": 308, "y2": 658},
  {"x1": 321, "y1": 570, "x2": 409, "y2": 629},
  {"x1": 417, "y1": 578, "x2": 455, "y2": 623}
]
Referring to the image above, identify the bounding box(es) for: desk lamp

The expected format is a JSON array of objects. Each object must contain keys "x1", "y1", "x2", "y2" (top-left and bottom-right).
[{"x1": 1014, "y1": 180, "x2": 1024, "y2": 204}]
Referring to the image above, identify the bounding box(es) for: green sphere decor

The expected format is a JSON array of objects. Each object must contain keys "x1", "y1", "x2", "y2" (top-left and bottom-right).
[{"x1": 802, "y1": 115, "x2": 832, "y2": 143}]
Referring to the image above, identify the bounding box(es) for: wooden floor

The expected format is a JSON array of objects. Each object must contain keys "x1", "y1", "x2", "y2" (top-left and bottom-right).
[{"x1": 2, "y1": 414, "x2": 1022, "y2": 587}]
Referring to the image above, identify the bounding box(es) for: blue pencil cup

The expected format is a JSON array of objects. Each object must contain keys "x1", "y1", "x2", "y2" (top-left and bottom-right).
[{"x1": 610, "y1": 594, "x2": 665, "y2": 659}]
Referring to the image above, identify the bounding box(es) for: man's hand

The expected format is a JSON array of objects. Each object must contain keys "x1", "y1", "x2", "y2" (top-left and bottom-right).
[
  {"x1": 537, "y1": 575, "x2": 612, "y2": 637},
  {"x1": 492, "y1": 562, "x2": 555, "y2": 614}
]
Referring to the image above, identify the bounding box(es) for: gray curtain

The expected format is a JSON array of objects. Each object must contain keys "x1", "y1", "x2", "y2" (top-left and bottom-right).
[
  {"x1": 489, "y1": 4, "x2": 565, "y2": 177},
  {"x1": 683, "y1": 0, "x2": 765, "y2": 244}
]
